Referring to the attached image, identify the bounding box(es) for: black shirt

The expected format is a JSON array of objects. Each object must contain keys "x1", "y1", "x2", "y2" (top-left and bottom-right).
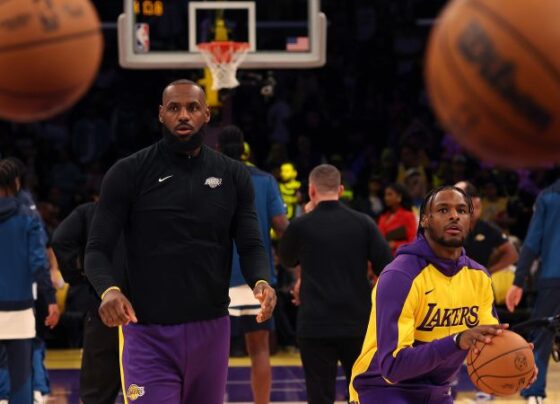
[
  {"x1": 85, "y1": 141, "x2": 268, "y2": 324},
  {"x1": 279, "y1": 200, "x2": 393, "y2": 338},
  {"x1": 464, "y1": 219, "x2": 508, "y2": 267}
]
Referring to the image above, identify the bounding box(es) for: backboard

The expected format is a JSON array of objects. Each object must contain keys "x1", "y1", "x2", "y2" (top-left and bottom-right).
[{"x1": 118, "y1": 0, "x2": 326, "y2": 69}]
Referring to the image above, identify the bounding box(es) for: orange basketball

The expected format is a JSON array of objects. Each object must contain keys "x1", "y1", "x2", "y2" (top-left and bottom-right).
[
  {"x1": 425, "y1": 0, "x2": 560, "y2": 168},
  {"x1": 0, "y1": 0, "x2": 103, "y2": 122},
  {"x1": 466, "y1": 330, "x2": 535, "y2": 396}
]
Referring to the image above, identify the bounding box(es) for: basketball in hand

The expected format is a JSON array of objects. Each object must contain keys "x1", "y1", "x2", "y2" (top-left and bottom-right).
[{"x1": 466, "y1": 330, "x2": 535, "y2": 396}]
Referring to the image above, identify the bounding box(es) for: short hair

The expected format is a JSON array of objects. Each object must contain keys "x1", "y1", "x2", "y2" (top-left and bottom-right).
[
  {"x1": 0, "y1": 158, "x2": 20, "y2": 194},
  {"x1": 417, "y1": 185, "x2": 473, "y2": 236},
  {"x1": 386, "y1": 183, "x2": 413, "y2": 211},
  {"x1": 162, "y1": 79, "x2": 205, "y2": 102},
  {"x1": 309, "y1": 164, "x2": 341, "y2": 194},
  {"x1": 456, "y1": 180, "x2": 480, "y2": 199},
  {"x1": 218, "y1": 125, "x2": 244, "y2": 161}
]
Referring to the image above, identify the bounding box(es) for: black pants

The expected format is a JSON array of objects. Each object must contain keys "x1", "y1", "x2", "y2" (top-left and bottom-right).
[
  {"x1": 298, "y1": 336, "x2": 364, "y2": 404},
  {"x1": 80, "y1": 309, "x2": 120, "y2": 404}
]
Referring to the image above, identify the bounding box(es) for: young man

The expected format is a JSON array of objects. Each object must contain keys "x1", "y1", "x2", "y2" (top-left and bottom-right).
[
  {"x1": 0, "y1": 159, "x2": 48, "y2": 404},
  {"x1": 218, "y1": 125, "x2": 289, "y2": 404},
  {"x1": 84, "y1": 80, "x2": 276, "y2": 404},
  {"x1": 279, "y1": 164, "x2": 393, "y2": 404},
  {"x1": 350, "y1": 186, "x2": 533, "y2": 404}
]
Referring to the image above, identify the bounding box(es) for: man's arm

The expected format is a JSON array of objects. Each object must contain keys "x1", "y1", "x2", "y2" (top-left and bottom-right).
[
  {"x1": 52, "y1": 204, "x2": 91, "y2": 285},
  {"x1": 506, "y1": 194, "x2": 545, "y2": 312},
  {"x1": 28, "y1": 215, "x2": 48, "y2": 276},
  {"x1": 233, "y1": 164, "x2": 276, "y2": 322},
  {"x1": 487, "y1": 240, "x2": 518, "y2": 274},
  {"x1": 85, "y1": 161, "x2": 137, "y2": 326},
  {"x1": 85, "y1": 163, "x2": 130, "y2": 296},
  {"x1": 366, "y1": 217, "x2": 393, "y2": 275}
]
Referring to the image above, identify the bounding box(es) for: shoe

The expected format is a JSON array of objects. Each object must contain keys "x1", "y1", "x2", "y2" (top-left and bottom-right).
[
  {"x1": 475, "y1": 391, "x2": 494, "y2": 402},
  {"x1": 526, "y1": 396, "x2": 544, "y2": 404}
]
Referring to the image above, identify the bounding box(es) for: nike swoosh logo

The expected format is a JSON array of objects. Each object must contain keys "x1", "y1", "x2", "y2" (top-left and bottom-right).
[
  {"x1": 158, "y1": 175, "x2": 173, "y2": 183},
  {"x1": 425, "y1": 289, "x2": 435, "y2": 295}
]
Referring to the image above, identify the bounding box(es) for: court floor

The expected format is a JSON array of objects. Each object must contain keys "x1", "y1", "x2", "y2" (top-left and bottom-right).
[{"x1": 44, "y1": 350, "x2": 560, "y2": 403}]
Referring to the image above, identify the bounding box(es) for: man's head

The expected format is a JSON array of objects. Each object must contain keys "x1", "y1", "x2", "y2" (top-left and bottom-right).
[
  {"x1": 308, "y1": 164, "x2": 343, "y2": 203},
  {"x1": 0, "y1": 159, "x2": 21, "y2": 197},
  {"x1": 384, "y1": 183, "x2": 412, "y2": 211},
  {"x1": 418, "y1": 186, "x2": 473, "y2": 249},
  {"x1": 217, "y1": 125, "x2": 244, "y2": 161},
  {"x1": 455, "y1": 180, "x2": 482, "y2": 222},
  {"x1": 159, "y1": 79, "x2": 210, "y2": 152}
]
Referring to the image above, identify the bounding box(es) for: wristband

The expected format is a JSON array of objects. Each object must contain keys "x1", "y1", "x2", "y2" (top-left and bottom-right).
[
  {"x1": 453, "y1": 332, "x2": 463, "y2": 349},
  {"x1": 254, "y1": 280, "x2": 269, "y2": 288},
  {"x1": 101, "y1": 286, "x2": 121, "y2": 300}
]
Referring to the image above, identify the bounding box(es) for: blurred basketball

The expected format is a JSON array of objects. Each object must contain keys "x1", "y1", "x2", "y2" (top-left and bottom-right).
[
  {"x1": 425, "y1": 0, "x2": 560, "y2": 168},
  {"x1": 466, "y1": 330, "x2": 535, "y2": 396},
  {"x1": 0, "y1": 0, "x2": 103, "y2": 122}
]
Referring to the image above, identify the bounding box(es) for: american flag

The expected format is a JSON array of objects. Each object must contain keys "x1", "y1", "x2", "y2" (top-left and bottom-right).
[{"x1": 286, "y1": 36, "x2": 310, "y2": 52}]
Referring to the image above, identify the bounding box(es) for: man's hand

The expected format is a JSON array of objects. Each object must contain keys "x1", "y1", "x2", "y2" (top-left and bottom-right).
[
  {"x1": 253, "y1": 282, "x2": 276, "y2": 323},
  {"x1": 99, "y1": 289, "x2": 138, "y2": 327},
  {"x1": 455, "y1": 324, "x2": 509, "y2": 353},
  {"x1": 505, "y1": 285, "x2": 523, "y2": 313},
  {"x1": 44, "y1": 304, "x2": 60, "y2": 329}
]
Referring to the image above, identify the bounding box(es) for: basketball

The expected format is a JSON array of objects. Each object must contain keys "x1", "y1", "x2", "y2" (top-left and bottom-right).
[
  {"x1": 424, "y1": 0, "x2": 560, "y2": 168},
  {"x1": 466, "y1": 330, "x2": 535, "y2": 396},
  {"x1": 0, "y1": 0, "x2": 103, "y2": 122}
]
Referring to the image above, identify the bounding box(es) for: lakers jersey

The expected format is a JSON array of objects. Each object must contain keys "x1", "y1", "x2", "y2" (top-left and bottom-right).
[{"x1": 350, "y1": 236, "x2": 498, "y2": 403}]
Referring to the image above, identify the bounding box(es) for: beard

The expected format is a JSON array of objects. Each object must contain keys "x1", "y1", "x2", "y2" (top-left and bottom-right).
[
  {"x1": 433, "y1": 234, "x2": 465, "y2": 248},
  {"x1": 162, "y1": 125, "x2": 205, "y2": 154}
]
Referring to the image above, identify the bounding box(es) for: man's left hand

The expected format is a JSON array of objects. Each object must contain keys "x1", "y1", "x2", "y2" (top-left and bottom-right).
[
  {"x1": 253, "y1": 282, "x2": 276, "y2": 323},
  {"x1": 45, "y1": 303, "x2": 60, "y2": 329}
]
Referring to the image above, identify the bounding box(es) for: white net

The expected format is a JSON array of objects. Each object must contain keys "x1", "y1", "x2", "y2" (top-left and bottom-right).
[{"x1": 198, "y1": 42, "x2": 250, "y2": 90}]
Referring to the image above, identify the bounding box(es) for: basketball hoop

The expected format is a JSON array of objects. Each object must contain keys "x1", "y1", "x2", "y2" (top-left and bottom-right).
[{"x1": 198, "y1": 41, "x2": 250, "y2": 90}]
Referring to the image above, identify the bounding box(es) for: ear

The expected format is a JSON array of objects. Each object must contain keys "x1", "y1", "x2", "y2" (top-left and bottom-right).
[
  {"x1": 338, "y1": 185, "x2": 345, "y2": 197},
  {"x1": 204, "y1": 105, "x2": 211, "y2": 123},
  {"x1": 308, "y1": 183, "x2": 316, "y2": 201},
  {"x1": 158, "y1": 105, "x2": 163, "y2": 123},
  {"x1": 420, "y1": 215, "x2": 428, "y2": 231}
]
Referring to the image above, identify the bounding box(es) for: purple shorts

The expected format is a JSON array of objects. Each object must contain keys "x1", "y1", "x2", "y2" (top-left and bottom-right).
[
  {"x1": 119, "y1": 316, "x2": 230, "y2": 404},
  {"x1": 355, "y1": 385, "x2": 453, "y2": 404}
]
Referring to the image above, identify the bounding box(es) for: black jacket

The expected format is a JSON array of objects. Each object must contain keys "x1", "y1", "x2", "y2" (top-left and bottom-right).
[
  {"x1": 85, "y1": 141, "x2": 268, "y2": 324},
  {"x1": 279, "y1": 200, "x2": 393, "y2": 338}
]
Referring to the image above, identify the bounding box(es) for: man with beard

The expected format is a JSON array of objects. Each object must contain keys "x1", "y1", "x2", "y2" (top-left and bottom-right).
[
  {"x1": 349, "y1": 186, "x2": 530, "y2": 404},
  {"x1": 84, "y1": 79, "x2": 276, "y2": 404}
]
